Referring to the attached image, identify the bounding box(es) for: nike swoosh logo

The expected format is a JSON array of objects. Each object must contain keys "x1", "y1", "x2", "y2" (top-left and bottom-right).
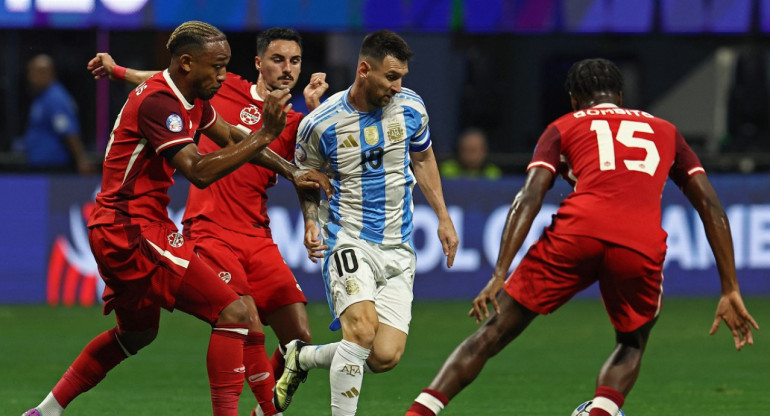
[{"x1": 248, "y1": 371, "x2": 271, "y2": 383}]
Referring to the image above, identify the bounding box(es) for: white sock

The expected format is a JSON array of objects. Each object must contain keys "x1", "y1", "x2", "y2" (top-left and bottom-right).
[
  {"x1": 37, "y1": 392, "x2": 64, "y2": 416},
  {"x1": 299, "y1": 342, "x2": 339, "y2": 370},
  {"x1": 329, "y1": 340, "x2": 370, "y2": 416}
]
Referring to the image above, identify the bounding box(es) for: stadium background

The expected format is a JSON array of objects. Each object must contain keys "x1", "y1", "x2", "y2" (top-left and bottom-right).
[
  {"x1": 1, "y1": 0, "x2": 769, "y2": 305},
  {"x1": 3, "y1": 2, "x2": 770, "y2": 415}
]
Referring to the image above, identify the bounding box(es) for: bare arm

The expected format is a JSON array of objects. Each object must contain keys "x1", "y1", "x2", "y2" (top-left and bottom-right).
[
  {"x1": 168, "y1": 89, "x2": 291, "y2": 188},
  {"x1": 64, "y1": 134, "x2": 94, "y2": 174},
  {"x1": 411, "y1": 147, "x2": 458, "y2": 268},
  {"x1": 469, "y1": 167, "x2": 553, "y2": 323},
  {"x1": 683, "y1": 173, "x2": 759, "y2": 350},
  {"x1": 87, "y1": 53, "x2": 158, "y2": 86}
]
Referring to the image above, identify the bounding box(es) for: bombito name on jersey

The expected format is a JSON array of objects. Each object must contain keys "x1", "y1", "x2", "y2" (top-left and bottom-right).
[{"x1": 573, "y1": 108, "x2": 654, "y2": 118}]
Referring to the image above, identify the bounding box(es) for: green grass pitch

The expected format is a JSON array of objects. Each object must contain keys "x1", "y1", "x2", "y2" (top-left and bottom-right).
[{"x1": 4, "y1": 298, "x2": 768, "y2": 415}]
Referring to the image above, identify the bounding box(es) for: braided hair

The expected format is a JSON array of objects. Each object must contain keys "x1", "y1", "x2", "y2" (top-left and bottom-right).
[
  {"x1": 166, "y1": 21, "x2": 226, "y2": 57},
  {"x1": 564, "y1": 58, "x2": 623, "y2": 100}
]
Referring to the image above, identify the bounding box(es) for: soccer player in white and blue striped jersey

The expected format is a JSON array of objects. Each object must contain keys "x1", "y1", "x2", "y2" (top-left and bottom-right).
[{"x1": 273, "y1": 30, "x2": 459, "y2": 416}]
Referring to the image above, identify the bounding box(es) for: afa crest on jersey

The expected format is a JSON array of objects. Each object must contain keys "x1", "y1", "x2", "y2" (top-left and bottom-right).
[
  {"x1": 166, "y1": 114, "x2": 183, "y2": 132},
  {"x1": 240, "y1": 104, "x2": 261, "y2": 125}
]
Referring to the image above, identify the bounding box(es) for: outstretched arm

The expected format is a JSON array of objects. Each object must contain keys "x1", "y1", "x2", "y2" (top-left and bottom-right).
[
  {"x1": 171, "y1": 88, "x2": 291, "y2": 188},
  {"x1": 411, "y1": 147, "x2": 458, "y2": 268},
  {"x1": 469, "y1": 167, "x2": 552, "y2": 323},
  {"x1": 87, "y1": 53, "x2": 158, "y2": 86},
  {"x1": 683, "y1": 173, "x2": 759, "y2": 350}
]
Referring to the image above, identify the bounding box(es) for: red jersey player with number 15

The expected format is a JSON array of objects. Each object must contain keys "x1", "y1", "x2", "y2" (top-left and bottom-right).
[{"x1": 405, "y1": 58, "x2": 758, "y2": 416}]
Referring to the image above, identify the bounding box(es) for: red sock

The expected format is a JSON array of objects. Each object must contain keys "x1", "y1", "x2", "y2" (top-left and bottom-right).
[
  {"x1": 244, "y1": 332, "x2": 279, "y2": 415},
  {"x1": 406, "y1": 388, "x2": 449, "y2": 416},
  {"x1": 208, "y1": 324, "x2": 248, "y2": 416},
  {"x1": 51, "y1": 327, "x2": 128, "y2": 408},
  {"x1": 588, "y1": 386, "x2": 625, "y2": 416},
  {"x1": 270, "y1": 346, "x2": 285, "y2": 379}
]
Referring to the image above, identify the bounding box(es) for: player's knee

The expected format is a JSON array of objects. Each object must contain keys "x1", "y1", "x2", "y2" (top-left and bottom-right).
[
  {"x1": 343, "y1": 321, "x2": 377, "y2": 348},
  {"x1": 218, "y1": 298, "x2": 250, "y2": 325},
  {"x1": 115, "y1": 327, "x2": 157, "y2": 355},
  {"x1": 366, "y1": 348, "x2": 403, "y2": 373}
]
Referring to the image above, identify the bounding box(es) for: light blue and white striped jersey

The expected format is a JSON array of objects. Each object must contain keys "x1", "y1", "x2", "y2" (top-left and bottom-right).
[{"x1": 295, "y1": 86, "x2": 432, "y2": 245}]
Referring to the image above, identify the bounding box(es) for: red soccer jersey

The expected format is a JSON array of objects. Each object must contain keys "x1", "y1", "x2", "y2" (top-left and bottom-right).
[
  {"x1": 89, "y1": 70, "x2": 216, "y2": 227},
  {"x1": 528, "y1": 103, "x2": 705, "y2": 260},
  {"x1": 182, "y1": 72, "x2": 303, "y2": 235}
]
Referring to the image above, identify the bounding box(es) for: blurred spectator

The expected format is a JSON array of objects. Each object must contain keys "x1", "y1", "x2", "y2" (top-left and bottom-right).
[
  {"x1": 19, "y1": 54, "x2": 92, "y2": 174},
  {"x1": 440, "y1": 127, "x2": 502, "y2": 179}
]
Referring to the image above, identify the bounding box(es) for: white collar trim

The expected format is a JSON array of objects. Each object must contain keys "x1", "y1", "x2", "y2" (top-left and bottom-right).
[
  {"x1": 250, "y1": 84, "x2": 263, "y2": 102},
  {"x1": 163, "y1": 69, "x2": 194, "y2": 110},
  {"x1": 592, "y1": 103, "x2": 618, "y2": 108}
]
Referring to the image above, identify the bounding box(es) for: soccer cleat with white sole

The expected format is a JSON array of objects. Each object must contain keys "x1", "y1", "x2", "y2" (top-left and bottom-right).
[{"x1": 273, "y1": 339, "x2": 309, "y2": 411}]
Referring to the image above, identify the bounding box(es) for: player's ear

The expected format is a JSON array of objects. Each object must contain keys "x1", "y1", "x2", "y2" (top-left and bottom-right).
[
  {"x1": 255, "y1": 55, "x2": 262, "y2": 72},
  {"x1": 179, "y1": 53, "x2": 194, "y2": 73},
  {"x1": 358, "y1": 60, "x2": 371, "y2": 79}
]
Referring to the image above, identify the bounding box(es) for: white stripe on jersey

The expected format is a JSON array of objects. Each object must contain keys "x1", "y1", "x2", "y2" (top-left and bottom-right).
[
  {"x1": 122, "y1": 138, "x2": 147, "y2": 185},
  {"x1": 296, "y1": 87, "x2": 431, "y2": 245}
]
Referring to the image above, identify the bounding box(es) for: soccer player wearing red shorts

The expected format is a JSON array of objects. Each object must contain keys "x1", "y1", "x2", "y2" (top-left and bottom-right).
[
  {"x1": 405, "y1": 58, "x2": 758, "y2": 416},
  {"x1": 22, "y1": 21, "x2": 327, "y2": 416},
  {"x1": 85, "y1": 28, "x2": 330, "y2": 416}
]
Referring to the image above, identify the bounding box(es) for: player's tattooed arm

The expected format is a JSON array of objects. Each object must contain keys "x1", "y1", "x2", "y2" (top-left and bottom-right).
[{"x1": 87, "y1": 53, "x2": 158, "y2": 86}]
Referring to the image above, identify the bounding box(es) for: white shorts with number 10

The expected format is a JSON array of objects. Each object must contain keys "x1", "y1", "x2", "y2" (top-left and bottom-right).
[{"x1": 322, "y1": 228, "x2": 417, "y2": 335}]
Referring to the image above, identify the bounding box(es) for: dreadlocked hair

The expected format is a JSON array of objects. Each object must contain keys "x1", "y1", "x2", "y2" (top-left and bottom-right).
[
  {"x1": 360, "y1": 30, "x2": 412, "y2": 63},
  {"x1": 256, "y1": 27, "x2": 303, "y2": 56},
  {"x1": 564, "y1": 58, "x2": 623, "y2": 100},
  {"x1": 166, "y1": 21, "x2": 226, "y2": 57}
]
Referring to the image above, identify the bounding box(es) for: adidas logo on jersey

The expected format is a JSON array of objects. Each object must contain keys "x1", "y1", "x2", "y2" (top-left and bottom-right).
[
  {"x1": 340, "y1": 386, "x2": 360, "y2": 398},
  {"x1": 340, "y1": 135, "x2": 359, "y2": 148}
]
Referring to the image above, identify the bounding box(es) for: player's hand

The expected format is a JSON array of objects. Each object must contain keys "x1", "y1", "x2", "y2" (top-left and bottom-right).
[
  {"x1": 292, "y1": 168, "x2": 333, "y2": 199},
  {"x1": 469, "y1": 276, "x2": 505, "y2": 324},
  {"x1": 262, "y1": 88, "x2": 292, "y2": 138},
  {"x1": 303, "y1": 72, "x2": 328, "y2": 112},
  {"x1": 304, "y1": 220, "x2": 327, "y2": 263},
  {"x1": 710, "y1": 290, "x2": 759, "y2": 351},
  {"x1": 438, "y1": 219, "x2": 458, "y2": 268},
  {"x1": 87, "y1": 52, "x2": 116, "y2": 80}
]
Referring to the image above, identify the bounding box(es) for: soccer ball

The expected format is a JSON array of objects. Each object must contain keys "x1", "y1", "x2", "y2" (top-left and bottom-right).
[{"x1": 571, "y1": 400, "x2": 626, "y2": 416}]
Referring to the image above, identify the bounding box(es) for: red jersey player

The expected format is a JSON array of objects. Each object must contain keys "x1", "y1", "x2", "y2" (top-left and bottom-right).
[
  {"x1": 22, "y1": 21, "x2": 329, "y2": 416},
  {"x1": 86, "y1": 28, "x2": 330, "y2": 416},
  {"x1": 405, "y1": 58, "x2": 758, "y2": 416}
]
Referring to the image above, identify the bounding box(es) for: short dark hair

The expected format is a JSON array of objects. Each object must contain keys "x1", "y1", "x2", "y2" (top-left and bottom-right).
[
  {"x1": 166, "y1": 21, "x2": 226, "y2": 57},
  {"x1": 256, "y1": 28, "x2": 303, "y2": 56},
  {"x1": 359, "y1": 30, "x2": 413, "y2": 63},
  {"x1": 564, "y1": 58, "x2": 624, "y2": 100}
]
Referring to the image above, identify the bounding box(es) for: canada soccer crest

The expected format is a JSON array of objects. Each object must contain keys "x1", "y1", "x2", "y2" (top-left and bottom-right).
[
  {"x1": 240, "y1": 105, "x2": 261, "y2": 125},
  {"x1": 167, "y1": 232, "x2": 184, "y2": 248}
]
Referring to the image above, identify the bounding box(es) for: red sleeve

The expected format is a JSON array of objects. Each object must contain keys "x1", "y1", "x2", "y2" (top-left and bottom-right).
[
  {"x1": 527, "y1": 124, "x2": 562, "y2": 173},
  {"x1": 137, "y1": 92, "x2": 194, "y2": 153},
  {"x1": 199, "y1": 100, "x2": 217, "y2": 130},
  {"x1": 669, "y1": 129, "x2": 706, "y2": 189}
]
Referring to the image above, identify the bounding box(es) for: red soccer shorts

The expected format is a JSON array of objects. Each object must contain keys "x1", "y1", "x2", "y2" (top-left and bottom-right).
[
  {"x1": 89, "y1": 222, "x2": 240, "y2": 330},
  {"x1": 184, "y1": 219, "x2": 307, "y2": 323},
  {"x1": 505, "y1": 228, "x2": 664, "y2": 332}
]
